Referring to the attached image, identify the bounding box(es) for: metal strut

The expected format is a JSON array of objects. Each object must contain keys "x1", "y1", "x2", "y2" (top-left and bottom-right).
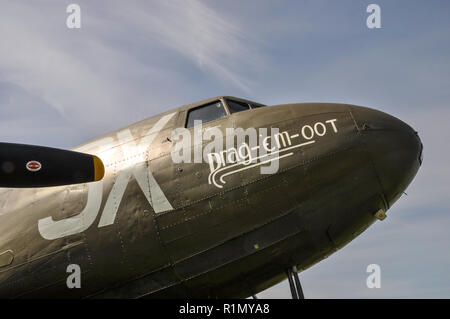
[{"x1": 286, "y1": 266, "x2": 304, "y2": 299}]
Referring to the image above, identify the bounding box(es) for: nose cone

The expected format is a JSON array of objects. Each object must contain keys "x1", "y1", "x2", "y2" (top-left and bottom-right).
[{"x1": 351, "y1": 106, "x2": 422, "y2": 208}]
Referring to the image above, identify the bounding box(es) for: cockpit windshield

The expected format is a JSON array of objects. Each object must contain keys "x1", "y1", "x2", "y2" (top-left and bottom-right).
[
  {"x1": 249, "y1": 102, "x2": 266, "y2": 108},
  {"x1": 225, "y1": 98, "x2": 267, "y2": 114},
  {"x1": 227, "y1": 100, "x2": 250, "y2": 113},
  {"x1": 185, "y1": 97, "x2": 268, "y2": 128}
]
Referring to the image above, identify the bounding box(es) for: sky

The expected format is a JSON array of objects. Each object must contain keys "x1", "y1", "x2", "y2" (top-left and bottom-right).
[{"x1": 1, "y1": 0, "x2": 449, "y2": 298}]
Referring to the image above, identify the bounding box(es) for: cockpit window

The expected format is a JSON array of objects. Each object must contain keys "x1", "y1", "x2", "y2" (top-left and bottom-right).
[
  {"x1": 249, "y1": 103, "x2": 266, "y2": 108},
  {"x1": 226, "y1": 99, "x2": 250, "y2": 114},
  {"x1": 186, "y1": 101, "x2": 227, "y2": 128}
]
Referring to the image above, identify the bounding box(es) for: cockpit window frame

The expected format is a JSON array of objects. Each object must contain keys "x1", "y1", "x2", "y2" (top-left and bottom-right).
[{"x1": 224, "y1": 99, "x2": 251, "y2": 114}]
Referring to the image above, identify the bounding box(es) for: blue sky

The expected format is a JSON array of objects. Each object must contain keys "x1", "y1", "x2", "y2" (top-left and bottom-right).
[{"x1": 1, "y1": 1, "x2": 449, "y2": 298}]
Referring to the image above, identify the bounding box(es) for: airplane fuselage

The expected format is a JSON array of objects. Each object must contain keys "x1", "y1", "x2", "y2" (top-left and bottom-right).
[{"x1": 0, "y1": 97, "x2": 422, "y2": 298}]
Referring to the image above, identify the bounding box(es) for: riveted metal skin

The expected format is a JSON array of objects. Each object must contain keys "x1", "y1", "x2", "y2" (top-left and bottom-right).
[{"x1": 0, "y1": 96, "x2": 422, "y2": 298}]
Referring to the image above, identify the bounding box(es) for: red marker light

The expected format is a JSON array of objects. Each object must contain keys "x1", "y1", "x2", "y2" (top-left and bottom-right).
[{"x1": 26, "y1": 161, "x2": 42, "y2": 172}]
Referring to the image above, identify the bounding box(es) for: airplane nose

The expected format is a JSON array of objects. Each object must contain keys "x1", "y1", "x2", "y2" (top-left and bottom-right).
[{"x1": 350, "y1": 106, "x2": 422, "y2": 208}]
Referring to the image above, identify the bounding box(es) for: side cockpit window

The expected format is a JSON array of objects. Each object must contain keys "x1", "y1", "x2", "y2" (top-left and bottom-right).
[
  {"x1": 186, "y1": 101, "x2": 227, "y2": 128},
  {"x1": 226, "y1": 99, "x2": 250, "y2": 114}
]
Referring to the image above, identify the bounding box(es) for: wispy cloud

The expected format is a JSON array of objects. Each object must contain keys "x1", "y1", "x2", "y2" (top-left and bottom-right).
[
  {"x1": 0, "y1": 1, "x2": 265, "y2": 146},
  {"x1": 108, "y1": 0, "x2": 262, "y2": 93},
  {"x1": 0, "y1": 1, "x2": 448, "y2": 299}
]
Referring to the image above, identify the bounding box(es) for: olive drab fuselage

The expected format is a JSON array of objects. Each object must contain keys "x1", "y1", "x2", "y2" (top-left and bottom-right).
[{"x1": 0, "y1": 96, "x2": 422, "y2": 298}]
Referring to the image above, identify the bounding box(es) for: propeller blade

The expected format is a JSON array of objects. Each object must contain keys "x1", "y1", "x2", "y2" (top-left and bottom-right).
[{"x1": 0, "y1": 142, "x2": 104, "y2": 188}]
